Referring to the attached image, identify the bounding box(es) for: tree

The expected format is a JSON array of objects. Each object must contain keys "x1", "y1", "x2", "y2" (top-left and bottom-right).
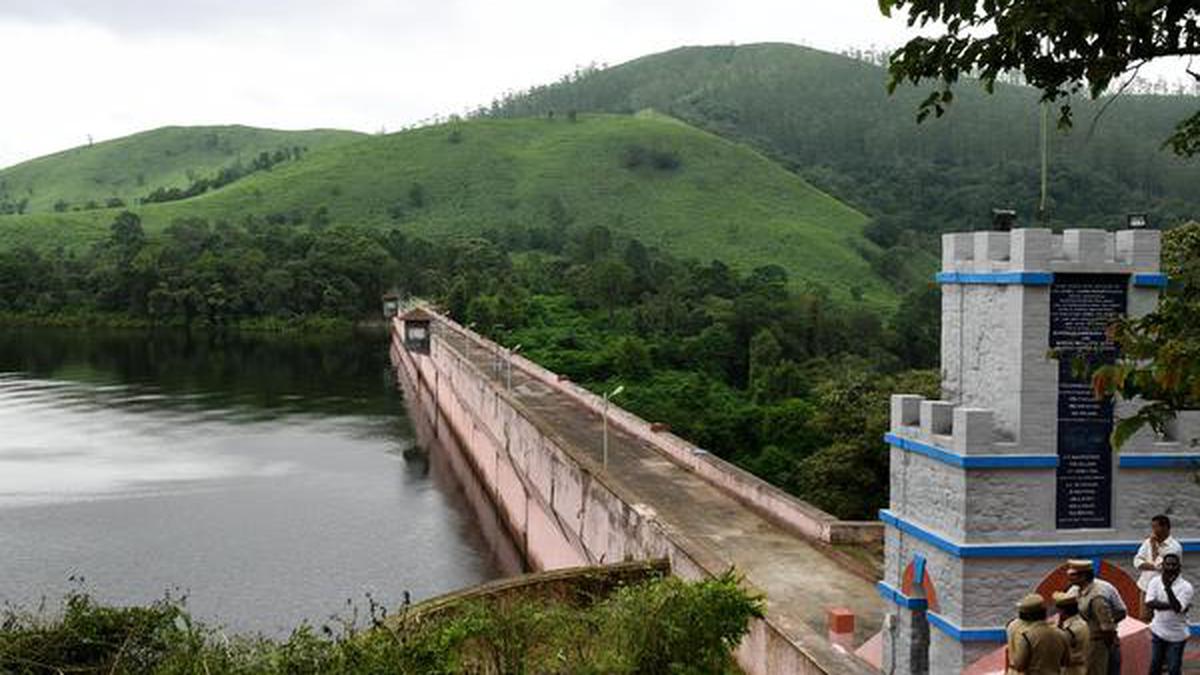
[
  {"x1": 889, "y1": 284, "x2": 941, "y2": 369},
  {"x1": 109, "y1": 211, "x2": 146, "y2": 260},
  {"x1": 408, "y1": 182, "x2": 426, "y2": 209},
  {"x1": 1096, "y1": 221, "x2": 1200, "y2": 445},
  {"x1": 569, "y1": 224, "x2": 611, "y2": 263},
  {"x1": 881, "y1": 1, "x2": 1200, "y2": 448},
  {"x1": 578, "y1": 258, "x2": 634, "y2": 320},
  {"x1": 610, "y1": 335, "x2": 652, "y2": 380},
  {"x1": 881, "y1": 1, "x2": 1200, "y2": 155}
]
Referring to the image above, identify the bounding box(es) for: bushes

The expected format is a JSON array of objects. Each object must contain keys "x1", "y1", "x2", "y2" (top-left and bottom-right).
[
  {"x1": 0, "y1": 573, "x2": 761, "y2": 674},
  {"x1": 0, "y1": 590, "x2": 193, "y2": 674},
  {"x1": 591, "y1": 570, "x2": 762, "y2": 674},
  {"x1": 142, "y1": 147, "x2": 307, "y2": 205},
  {"x1": 620, "y1": 144, "x2": 681, "y2": 171}
]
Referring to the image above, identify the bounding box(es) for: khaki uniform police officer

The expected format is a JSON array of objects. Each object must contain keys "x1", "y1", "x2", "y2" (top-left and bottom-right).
[
  {"x1": 1054, "y1": 591, "x2": 1090, "y2": 675},
  {"x1": 1066, "y1": 559, "x2": 1122, "y2": 675},
  {"x1": 1005, "y1": 593, "x2": 1069, "y2": 675}
]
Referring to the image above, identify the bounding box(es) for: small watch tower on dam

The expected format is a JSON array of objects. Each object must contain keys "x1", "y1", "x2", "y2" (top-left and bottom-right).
[{"x1": 881, "y1": 227, "x2": 1200, "y2": 673}]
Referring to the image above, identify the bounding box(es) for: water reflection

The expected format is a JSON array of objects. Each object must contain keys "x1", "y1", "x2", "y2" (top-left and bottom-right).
[{"x1": 0, "y1": 327, "x2": 501, "y2": 635}]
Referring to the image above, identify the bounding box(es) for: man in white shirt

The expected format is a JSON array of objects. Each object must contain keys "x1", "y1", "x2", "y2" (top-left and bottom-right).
[
  {"x1": 1144, "y1": 553, "x2": 1192, "y2": 675},
  {"x1": 1135, "y1": 514, "x2": 1183, "y2": 616}
]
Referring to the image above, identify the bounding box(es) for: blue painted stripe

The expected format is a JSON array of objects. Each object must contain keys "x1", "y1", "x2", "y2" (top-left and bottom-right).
[
  {"x1": 877, "y1": 581, "x2": 928, "y2": 611},
  {"x1": 938, "y1": 271, "x2": 1164, "y2": 288},
  {"x1": 1133, "y1": 273, "x2": 1169, "y2": 288},
  {"x1": 927, "y1": 612, "x2": 1008, "y2": 642},
  {"x1": 936, "y1": 271, "x2": 1054, "y2": 286},
  {"x1": 926, "y1": 614, "x2": 1200, "y2": 643},
  {"x1": 885, "y1": 433, "x2": 1059, "y2": 469},
  {"x1": 880, "y1": 510, "x2": 961, "y2": 556},
  {"x1": 1119, "y1": 454, "x2": 1200, "y2": 468},
  {"x1": 880, "y1": 510, "x2": 1200, "y2": 558}
]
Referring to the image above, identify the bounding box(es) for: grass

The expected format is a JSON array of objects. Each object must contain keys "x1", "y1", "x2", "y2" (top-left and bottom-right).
[
  {"x1": 0, "y1": 114, "x2": 893, "y2": 305},
  {"x1": 0, "y1": 125, "x2": 363, "y2": 213}
]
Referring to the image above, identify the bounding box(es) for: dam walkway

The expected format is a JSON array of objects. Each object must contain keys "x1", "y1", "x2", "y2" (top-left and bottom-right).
[{"x1": 415, "y1": 317, "x2": 884, "y2": 672}]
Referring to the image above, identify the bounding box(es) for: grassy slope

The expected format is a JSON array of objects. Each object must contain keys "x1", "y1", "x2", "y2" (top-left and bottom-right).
[
  {"x1": 0, "y1": 114, "x2": 893, "y2": 305},
  {"x1": 491, "y1": 42, "x2": 1200, "y2": 224},
  {"x1": 0, "y1": 125, "x2": 364, "y2": 213}
]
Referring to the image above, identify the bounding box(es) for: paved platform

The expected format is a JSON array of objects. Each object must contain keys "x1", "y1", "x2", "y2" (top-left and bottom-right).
[{"x1": 436, "y1": 325, "x2": 884, "y2": 648}]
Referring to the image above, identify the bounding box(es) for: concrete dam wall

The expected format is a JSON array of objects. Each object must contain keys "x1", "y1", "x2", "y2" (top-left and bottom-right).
[{"x1": 390, "y1": 312, "x2": 878, "y2": 675}]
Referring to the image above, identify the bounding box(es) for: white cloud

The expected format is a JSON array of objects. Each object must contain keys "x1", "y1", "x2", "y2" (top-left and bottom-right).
[{"x1": 0, "y1": 1, "x2": 925, "y2": 168}]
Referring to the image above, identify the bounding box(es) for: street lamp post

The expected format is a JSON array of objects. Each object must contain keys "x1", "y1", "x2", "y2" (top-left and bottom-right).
[
  {"x1": 463, "y1": 321, "x2": 476, "y2": 359},
  {"x1": 506, "y1": 344, "x2": 522, "y2": 392},
  {"x1": 602, "y1": 384, "x2": 625, "y2": 472},
  {"x1": 492, "y1": 324, "x2": 506, "y2": 377}
]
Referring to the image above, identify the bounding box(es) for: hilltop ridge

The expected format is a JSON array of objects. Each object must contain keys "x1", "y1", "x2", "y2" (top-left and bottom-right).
[
  {"x1": 0, "y1": 125, "x2": 364, "y2": 214},
  {"x1": 488, "y1": 42, "x2": 1200, "y2": 237},
  {"x1": 0, "y1": 113, "x2": 894, "y2": 305}
]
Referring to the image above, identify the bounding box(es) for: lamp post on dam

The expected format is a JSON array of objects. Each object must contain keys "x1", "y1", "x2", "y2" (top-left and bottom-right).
[{"x1": 602, "y1": 384, "x2": 624, "y2": 472}]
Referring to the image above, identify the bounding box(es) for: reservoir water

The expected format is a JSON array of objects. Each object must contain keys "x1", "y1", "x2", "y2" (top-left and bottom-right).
[{"x1": 0, "y1": 327, "x2": 501, "y2": 634}]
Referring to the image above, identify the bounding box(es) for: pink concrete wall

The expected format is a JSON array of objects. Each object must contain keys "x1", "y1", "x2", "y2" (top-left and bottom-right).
[
  {"x1": 435, "y1": 318, "x2": 881, "y2": 546},
  {"x1": 391, "y1": 318, "x2": 875, "y2": 675}
]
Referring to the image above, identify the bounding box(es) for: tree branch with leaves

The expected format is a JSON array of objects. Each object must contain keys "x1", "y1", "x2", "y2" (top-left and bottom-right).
[
  {"x1": 880, "y1": 0, "x2": 1200, "y2": 155},
  {"x1": 1096, "y1": 222, "x2": 1200, "y2": 447}
]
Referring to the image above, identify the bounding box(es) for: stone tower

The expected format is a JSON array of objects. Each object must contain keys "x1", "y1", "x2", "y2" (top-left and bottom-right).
[{"x1": 881, "y1": 227, "x2": 1200, "y2": 673}]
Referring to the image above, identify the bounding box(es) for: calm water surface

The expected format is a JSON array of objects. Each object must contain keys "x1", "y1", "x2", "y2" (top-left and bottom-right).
[{"x1": 0, "y1": 327, "x2": 501, "y2": 634}]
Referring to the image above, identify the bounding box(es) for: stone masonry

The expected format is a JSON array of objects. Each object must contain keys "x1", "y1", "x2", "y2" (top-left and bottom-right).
[{"x1": 882, "y1": 228, "x2": 1200, "y2": 673}]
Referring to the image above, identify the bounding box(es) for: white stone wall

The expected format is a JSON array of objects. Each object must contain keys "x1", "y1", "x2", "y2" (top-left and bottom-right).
[
  {"x1": 892, "y1": 452, "x2": 967, "y2": 539},
  {"x1": 1114, "y1": 469, "x2": 1200, "y2": 533},
  {"x1": 884, "y1": 228, "x2": 1200, "y2": 674},
  {"x1": 963, "y1": 469, "x2": 1056, "y2": 539},
  {"x1": 945, "y1": 284, "x2": 1023, "y2": 438}
]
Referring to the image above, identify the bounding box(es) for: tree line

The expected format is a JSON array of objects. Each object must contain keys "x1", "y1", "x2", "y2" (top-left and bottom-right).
[
  {"x1": 0, "y1": 208, "x2": 940, "y2": 518},
  {"x1": 141, "y1": 146, "x2": 308, "y2": 204}
]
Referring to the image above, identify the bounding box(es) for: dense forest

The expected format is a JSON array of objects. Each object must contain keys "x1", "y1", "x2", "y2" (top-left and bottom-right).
[{"x1": 0, "y1": 209, "x2": 938, "y2": 519}]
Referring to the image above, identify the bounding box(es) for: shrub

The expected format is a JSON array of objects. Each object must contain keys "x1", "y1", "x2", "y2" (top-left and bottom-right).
[
  {"x1": 620, "y1": 144, "x2": 682, "y2": 171},
  {"x1": 0, "y1": 573, "x2": 761, "y2": 674}
]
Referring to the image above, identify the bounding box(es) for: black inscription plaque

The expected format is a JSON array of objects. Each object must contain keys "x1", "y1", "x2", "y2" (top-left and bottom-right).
[{"x1": 1050, "y1": 274, "x2": 1127, "y2": 529}]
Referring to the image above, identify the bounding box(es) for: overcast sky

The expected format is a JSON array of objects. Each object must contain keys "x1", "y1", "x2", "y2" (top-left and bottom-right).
[{"x1": 0, "y1": 0, "x2": 944, "y2": 168}]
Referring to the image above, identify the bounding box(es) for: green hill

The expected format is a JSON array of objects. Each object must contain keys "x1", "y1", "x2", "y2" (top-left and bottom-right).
[
  {"x1": 0, "y1": 125, "x2": 364, "y2": 214},
  {"x1": 0, "y1": 114, "x2": 893, "y2": 305},
  {"x1": 487, "y1": 43, "x2": 1200, "y2": 248}
]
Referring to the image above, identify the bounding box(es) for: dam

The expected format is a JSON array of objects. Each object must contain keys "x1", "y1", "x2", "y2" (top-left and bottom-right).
[{"x1": 390, "y1": 305, "x2": 883, "y2": 674}]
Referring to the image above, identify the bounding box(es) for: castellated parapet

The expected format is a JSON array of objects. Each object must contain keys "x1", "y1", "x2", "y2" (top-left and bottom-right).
[
  {"x1": 881, "y1": 228, "x2": 1200, "y2": 675},
  {"x1": 939, "y1": 229, "x2": 1163, "y2": 454}
]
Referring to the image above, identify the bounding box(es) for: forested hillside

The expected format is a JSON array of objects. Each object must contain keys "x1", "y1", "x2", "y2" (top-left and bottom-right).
[
  {"x1": 485, "y1": 42, "x2": 1200, "y2": 278},
  {"x1": 0, "y1": 114, "x2": 892, "y2": 305},
  {"x1": 0, "y1": 125, "x2": 363, "y2": 215}
]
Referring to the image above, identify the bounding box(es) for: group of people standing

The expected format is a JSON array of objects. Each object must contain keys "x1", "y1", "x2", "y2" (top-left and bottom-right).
[{"x1": 1006, "y1": 516, "x2": 1193, "y2": 675}]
